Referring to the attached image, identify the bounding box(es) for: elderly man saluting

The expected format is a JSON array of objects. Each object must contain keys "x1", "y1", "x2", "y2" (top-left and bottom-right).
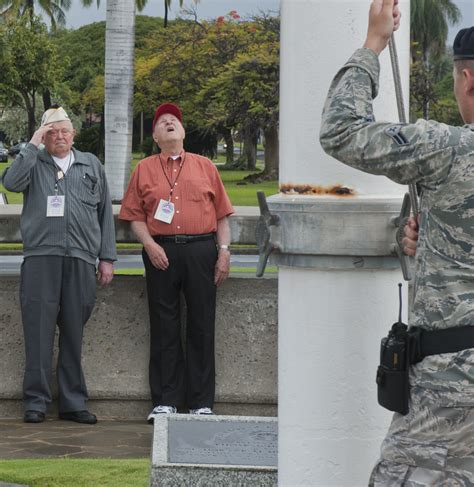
[
  {"x1": 119, "y1": 103, "x2": 234, "y2": 423},
  {"x1": 3, "y1": 106, "x2": 116, "y2": 424}
]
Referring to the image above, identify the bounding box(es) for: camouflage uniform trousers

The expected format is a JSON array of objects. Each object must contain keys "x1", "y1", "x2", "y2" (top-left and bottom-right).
[{"x1": 369, "y1": 359, "x2": 474, "y2": 486}]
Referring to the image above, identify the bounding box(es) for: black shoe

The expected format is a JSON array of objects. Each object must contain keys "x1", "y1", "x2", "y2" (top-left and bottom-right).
[
  {"x1": 59, "y1": 410, "x2": 97, "y2": 424},
  {"x1": 24, "y1": 410, "x2": 45, "y2": 423}
]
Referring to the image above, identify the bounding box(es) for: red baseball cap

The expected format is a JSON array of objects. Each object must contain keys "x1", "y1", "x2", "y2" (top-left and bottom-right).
[{"x1": 152, "y1": 103, "x2": 182, "y2": 131}]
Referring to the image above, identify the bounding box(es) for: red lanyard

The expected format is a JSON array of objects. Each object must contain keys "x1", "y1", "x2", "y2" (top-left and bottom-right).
[{"x1": 159, "y1": 153, "x2": 186, "y2": 201}]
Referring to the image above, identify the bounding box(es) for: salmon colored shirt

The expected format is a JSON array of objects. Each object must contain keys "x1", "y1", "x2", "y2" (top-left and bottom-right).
[{"x1": 119, "y1": 151, "x2": 234, "y2": 236}]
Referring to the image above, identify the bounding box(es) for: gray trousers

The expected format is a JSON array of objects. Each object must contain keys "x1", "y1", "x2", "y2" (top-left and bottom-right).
[{"x1": 20, "y1": 256, "x2": 96, "y2": 413}]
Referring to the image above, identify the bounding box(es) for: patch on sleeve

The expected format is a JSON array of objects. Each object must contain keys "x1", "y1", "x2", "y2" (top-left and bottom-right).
[{"x1": 385, "y1": 125, "x2": 409, "y2": 146}]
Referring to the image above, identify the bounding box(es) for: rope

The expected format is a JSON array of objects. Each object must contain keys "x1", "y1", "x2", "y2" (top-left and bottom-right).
[{"x1": 388, "y1": 35, "x2": 419, "y2": 216}]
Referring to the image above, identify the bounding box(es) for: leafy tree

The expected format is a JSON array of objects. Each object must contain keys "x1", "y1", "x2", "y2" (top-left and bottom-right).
[
  {"x1": 49, "y1": 16, "x2": 163, "y2": 114},
  {"x1": 0, "y1": 15, "x2": 64, "y2": 137},
  {"x1": 410, "y1": 0, "x2": 461, "y2": 119},
  {"x1": 410, "y1": 55, "x2": 437, "y2": 121},
  {"x1": 197, "y1": 13, "x2": 279, "y2": 177},
  {"x1": 51, "y1": 22, "x2": 106, "y2": 112},
  {"x1": 133, "y1": 10, "x2": 280, "y2": 176}
]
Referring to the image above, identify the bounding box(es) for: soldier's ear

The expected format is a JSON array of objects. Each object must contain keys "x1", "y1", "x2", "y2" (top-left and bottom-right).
[{"x1": 462, "y1": 68, "x2": 474, "y2": 94}]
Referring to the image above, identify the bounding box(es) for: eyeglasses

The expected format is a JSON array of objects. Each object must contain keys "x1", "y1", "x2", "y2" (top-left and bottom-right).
[{"x1": 47, "y1": 129, "x2": 73, "y2": 138}]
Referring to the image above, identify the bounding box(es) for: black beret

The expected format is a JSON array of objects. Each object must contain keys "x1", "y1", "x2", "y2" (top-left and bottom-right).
[{"x1": 453, "y1": 27, "x2": 474, "y2": 60}]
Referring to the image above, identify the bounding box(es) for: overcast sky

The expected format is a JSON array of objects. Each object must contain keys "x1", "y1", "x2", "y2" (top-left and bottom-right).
[
  {"x1": 64, "y1": 0, "x2": 280, "y2": 29},
  {"x1": 63, "y1": 0, "x2": 472, "y2": 37},
  {"x1": 448, "y1": 1, "x2": 474, "y2": 44}
]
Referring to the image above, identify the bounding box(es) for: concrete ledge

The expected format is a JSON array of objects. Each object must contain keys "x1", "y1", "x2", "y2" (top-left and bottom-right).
[
  {"x1": 0, "y1": 276, "x2": 277, "y2": 418},
  {"x1": 0, "y1": 205, "x2": 260, "y2": 245}
]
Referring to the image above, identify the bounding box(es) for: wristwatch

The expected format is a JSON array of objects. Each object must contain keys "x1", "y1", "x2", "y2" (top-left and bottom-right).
[{"x1": 219, "y1": 244, "x2": 230, "y2": 251}]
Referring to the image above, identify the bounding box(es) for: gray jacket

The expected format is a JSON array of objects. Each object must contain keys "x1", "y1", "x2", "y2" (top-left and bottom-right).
[{"x1": 3, "y1": 143, "x2": 116, "y2": 265}]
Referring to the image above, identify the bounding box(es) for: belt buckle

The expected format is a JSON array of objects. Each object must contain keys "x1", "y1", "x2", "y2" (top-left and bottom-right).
[{"x1": 174, "y1": 235, "x2": 187, "y2": 244}]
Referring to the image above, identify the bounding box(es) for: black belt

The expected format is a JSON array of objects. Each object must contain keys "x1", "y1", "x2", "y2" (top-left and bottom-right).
[
  {"x1": 411, "y1": 325, "x2": 474, "y2": 364},
  {"x1": 153, "y1": 233, "x2": 215, "y2": 244}
]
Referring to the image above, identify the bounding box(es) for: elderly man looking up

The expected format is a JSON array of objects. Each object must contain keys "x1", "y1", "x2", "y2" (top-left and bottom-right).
[
  {"x1": 119, "y1": 103, "x2": 234, "y2": 423},
  {"x1": 3, "y1": 107, "x2": 116, "y2": 424}
]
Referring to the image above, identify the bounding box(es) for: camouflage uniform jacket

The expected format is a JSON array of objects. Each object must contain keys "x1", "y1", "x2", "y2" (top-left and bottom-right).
[{"x1": 320, "y1": 48, "x2": 474, "y2": 423}]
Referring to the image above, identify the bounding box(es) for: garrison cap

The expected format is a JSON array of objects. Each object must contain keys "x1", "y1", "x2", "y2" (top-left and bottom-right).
[
  {"x1": 453, "y1": 27, "x2": 474, "y2": 61},
  {"x1": 41, "y1": 106, "x2": 70, "y2": 126}
]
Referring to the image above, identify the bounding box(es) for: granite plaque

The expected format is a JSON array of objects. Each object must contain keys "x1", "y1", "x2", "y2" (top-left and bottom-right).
[{"x1": 168, "y1": 418, "x2": 277, "y2": 467}]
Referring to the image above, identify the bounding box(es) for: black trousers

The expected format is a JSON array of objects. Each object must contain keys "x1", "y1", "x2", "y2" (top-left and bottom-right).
[
  {"x1": 142, "y1": 239, "x2": 218, "y2": 409},
  {"x1": 20, "y1": 256, "x2": 96, "y2": 413}
]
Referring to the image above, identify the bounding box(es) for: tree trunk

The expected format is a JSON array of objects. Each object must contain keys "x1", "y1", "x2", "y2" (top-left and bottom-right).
[
  {"x1": 27, "y1": 105, "x2": 36, "y2": 139},
  {"x1": 422, "y1": 52, "x2": 429, "y2": 120},
  {"x1": 262, "y1": 125, "x2": 279, "y2": 179},
  {"x1": 104, "y1": 0, "x2": 136, "y2": 202},
  {"x1": 42, "y1": 89, "x2": 52, "y2": 111},
  {"x1": 22, "y1": 91, "x2": 35, "y2": 139},
  {"x1": 221, "y1": 127, "x2": 234, "y2": 165},
  {"x1": 242, "y1": 125, "x2": 258, "y2": 170}
]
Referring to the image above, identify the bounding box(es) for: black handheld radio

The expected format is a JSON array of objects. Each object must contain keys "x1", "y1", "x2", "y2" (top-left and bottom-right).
[{"x1": 376, "y1": 283, "x2": 411, "y2": 415}]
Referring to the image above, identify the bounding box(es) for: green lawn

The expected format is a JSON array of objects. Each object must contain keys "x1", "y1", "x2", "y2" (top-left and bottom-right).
[
  {"x1": 0, "y1": 154, "x2": 278, "y2": 207},
  {"x1": 0, "y1": 160, "x2": 22, "y2": 203},
  {"x1": 218, "y1": 170, "x2": 278, "y2": 206},
  {"x1": 0, "y1": 458, "x2": 149, "y2": 487}
]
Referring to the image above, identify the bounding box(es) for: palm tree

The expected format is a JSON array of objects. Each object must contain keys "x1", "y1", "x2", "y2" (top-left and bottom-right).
[
  {"x1": 104, "y1": 0, "x2": 136, "y2": 201},
  {"x1": 164, "y1": 0, "x2": 199, "y2": 27},
  {"x1": 164, "y1": 0, "x2": 182, "y2": 27},
  {"x1": 411, "y1": 0, "x2": 461, "y2": 64},
  {"x1": 410, "y1": 0, "x2": 461, "y2": 119},
  {"x1": 0, "y1": 0, "x2": 71, "y2": 30}
]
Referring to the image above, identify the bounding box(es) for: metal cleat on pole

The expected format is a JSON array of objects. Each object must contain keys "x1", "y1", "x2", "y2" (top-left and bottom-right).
[
  {"x1": 255, "y1": 191, "x2": 281, "y2": 277},
  {"x1": 391, "y1": 193, "x2": 413, "y2": 281}
]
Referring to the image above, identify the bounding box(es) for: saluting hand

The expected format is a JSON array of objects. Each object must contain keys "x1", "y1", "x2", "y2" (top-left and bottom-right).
[
  {"x1": 214, "y1": 249, "x2": 230, "y2": 286},
  {"x1": 29, "y1": 123, "x2": 54, "y2": 148},
  {"x1": 145, "y1": 241, "x2": 169, "y2": 270}
]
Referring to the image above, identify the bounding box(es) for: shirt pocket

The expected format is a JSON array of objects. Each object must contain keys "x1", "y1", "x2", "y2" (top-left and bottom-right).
[
  {"x1": 80, "y1": 173, "x2": 100, "y2": 208},
  {"x1": 185, "y1": 179, "x2": 209, "y2": 202}
]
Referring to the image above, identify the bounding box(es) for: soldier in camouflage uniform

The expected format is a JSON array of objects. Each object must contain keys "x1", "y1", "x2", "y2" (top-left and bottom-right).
[{"x1": 320, "y1": 0, "x2": 474, "y2": 484}]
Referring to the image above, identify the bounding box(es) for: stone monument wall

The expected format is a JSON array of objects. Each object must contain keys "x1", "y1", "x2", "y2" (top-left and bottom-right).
[{"x1": 0, "y1": 275, "x2": 277, "y2": 418}]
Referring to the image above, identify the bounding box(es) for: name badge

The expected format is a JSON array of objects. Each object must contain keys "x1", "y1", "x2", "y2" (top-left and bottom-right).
[
  {"x1": 47, "y1": 195, "x2": 65, "y2": 217},
  {"x1": 154, "y1": 199, "x2": 175, "y2": 224}
]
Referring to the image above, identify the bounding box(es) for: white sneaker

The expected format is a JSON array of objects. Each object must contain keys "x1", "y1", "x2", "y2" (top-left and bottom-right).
[
  {"x1": 189, "y1": 407, "x2": 214, "y2": 415},
  {"x1": 147, "y1": 405, "x2": 177, "y2": 424}
]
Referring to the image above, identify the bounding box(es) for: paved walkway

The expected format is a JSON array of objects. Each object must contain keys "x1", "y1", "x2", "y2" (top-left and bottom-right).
[{"x1": 0, "y1": 420, "x2": 152, "y2": 459}]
